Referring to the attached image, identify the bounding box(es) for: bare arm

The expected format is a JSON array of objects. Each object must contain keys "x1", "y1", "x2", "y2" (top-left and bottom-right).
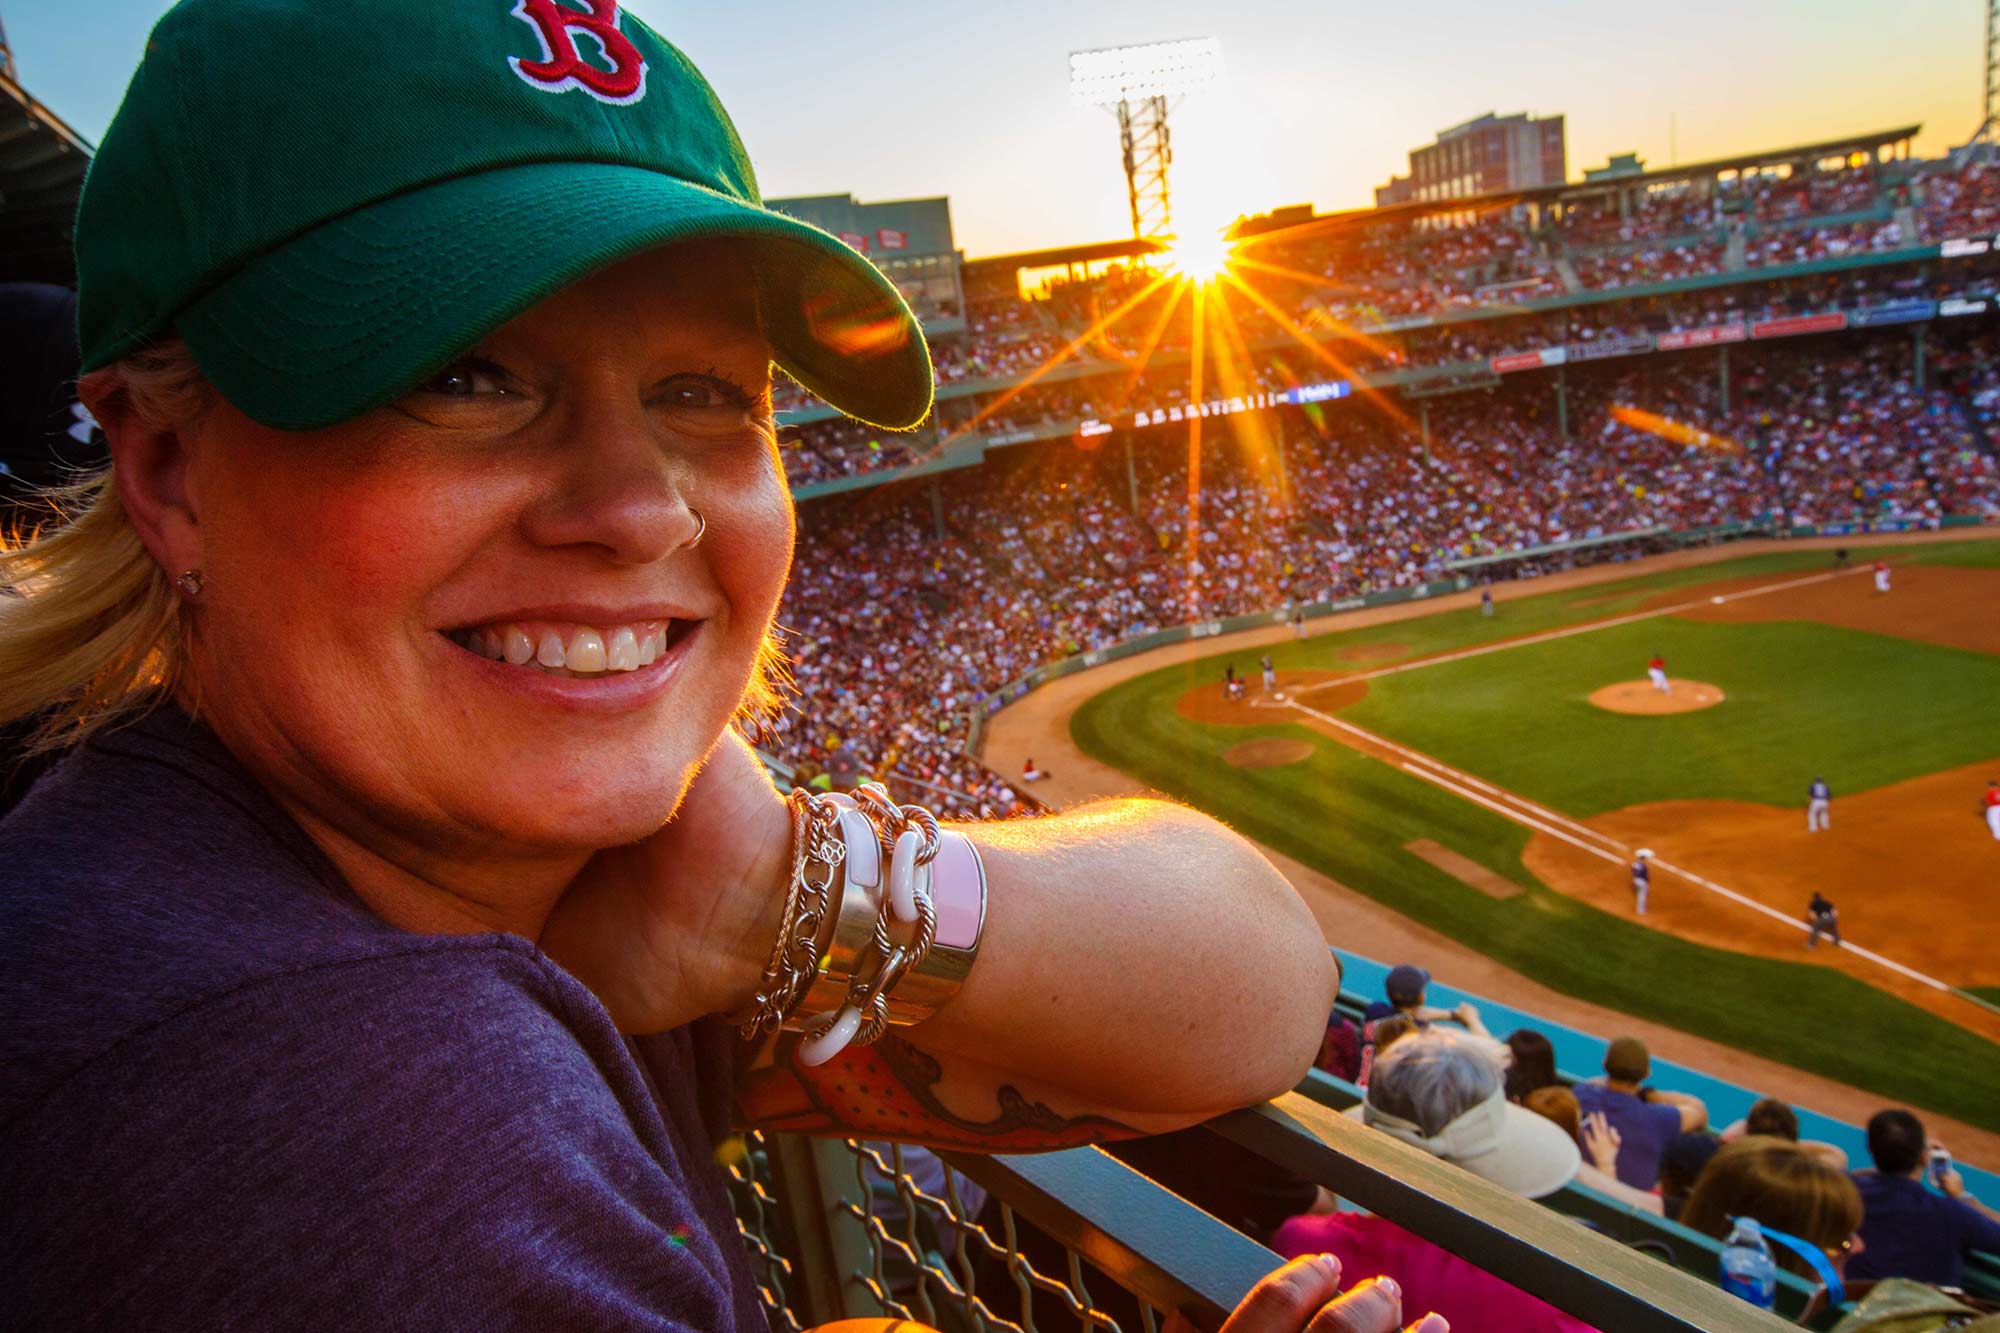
[
  {"x1": 739, "y1": 799, "x2": 1340, "y2": 1146},
  {"x1": 1943, "y1": 1169, "x2": 2000, "y2": 1224},
  {"x1": 545, "y1": 747, "x2": 1338, "y2": 1152},
  {"x1": 1645, "y1": 1089, "x2": 1709, "y2": 1133}
]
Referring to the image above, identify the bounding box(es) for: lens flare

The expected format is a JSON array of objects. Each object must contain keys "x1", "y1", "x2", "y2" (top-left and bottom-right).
[
  {"x1": 1166, "y1": 231, "x2": 1232, "y2": 284},
  {"x1": 1609, "y1": 405, "x2": 1742, "y2": 454}
]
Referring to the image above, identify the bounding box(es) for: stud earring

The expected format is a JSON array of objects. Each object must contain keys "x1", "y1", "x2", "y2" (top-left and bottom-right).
[{"x1": 175, "y1": 569, "x2": 205, "y2": 599}]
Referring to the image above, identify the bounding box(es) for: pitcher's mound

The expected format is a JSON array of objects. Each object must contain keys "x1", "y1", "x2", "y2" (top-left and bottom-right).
[
  {"x1": 1223, "y1": 738, "x2": 1317, "y2": 768},
  {"x1": 1589, "y1": 680, "x2": 1725, "y2": 715}
]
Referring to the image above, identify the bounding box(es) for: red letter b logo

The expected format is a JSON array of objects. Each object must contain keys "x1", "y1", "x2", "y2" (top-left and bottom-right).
[{"x1": 509, "y1": 0, "x2": 649, "y2": 106}]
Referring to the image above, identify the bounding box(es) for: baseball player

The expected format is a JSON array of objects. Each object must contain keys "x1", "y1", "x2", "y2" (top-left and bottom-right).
[
  {"x1": 1260, "y1": 653, "x2": 1276, "y2": 692},
  {"x1": 1807, "y1": 777, "x2": 1832, "y2": 833},
  {"x1": 1480, "y1": 586, "x2": 1494, "y2": 618},
  {"x1": 1985, "y1": 779, "x2": 2000, "y2": 841},
  {"x1": 1873, "y1": 560, "x2": 1891, "y2": 594},
  {"x1": 1224, "y1": 664, "x2": 1244, "y2": 701},
  {"x1": 1806, "y1": 892, "x2": 1841, "y2": 949},
  {"x1": 1647, "y1": 654, "x2": 1670, "y2": 694},
  {"x1": 1630, "y1": 849, "x2": 1653, "y2": 915},
  {"x1": 1291, "y1": 610, "x2": 1307, "y2": 640}
]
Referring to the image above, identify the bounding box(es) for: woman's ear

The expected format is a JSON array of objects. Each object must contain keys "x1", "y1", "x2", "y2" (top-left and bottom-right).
[{"x1": 83, "y1": 372, "x2": 201, "y2": 578}]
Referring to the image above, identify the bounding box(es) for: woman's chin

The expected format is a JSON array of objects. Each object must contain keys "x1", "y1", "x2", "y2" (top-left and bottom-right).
[{"x1": 471, "y1": 767, "x2": 692, "y2": 854}]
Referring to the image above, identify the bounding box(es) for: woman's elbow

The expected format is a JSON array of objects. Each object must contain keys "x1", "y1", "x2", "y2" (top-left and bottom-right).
[{"x1": 1252, "y1": 943, "x2": 1340, "y2": 1103}]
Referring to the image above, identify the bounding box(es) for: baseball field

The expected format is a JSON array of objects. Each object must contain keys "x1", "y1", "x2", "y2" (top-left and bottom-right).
[{"x1": 1056, "y1": 535, "x2": 2000, "y2": 1134}]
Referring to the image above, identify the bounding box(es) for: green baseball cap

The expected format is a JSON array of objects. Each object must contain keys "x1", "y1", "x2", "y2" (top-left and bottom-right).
[{"x1": 75, "y1": 0, "x2": 933, "y2": 431}]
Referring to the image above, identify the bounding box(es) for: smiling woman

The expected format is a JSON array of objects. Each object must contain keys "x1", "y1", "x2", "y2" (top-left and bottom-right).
[{"x1": 0, "y1": 2, "x2": 1386, "y2": 1332}]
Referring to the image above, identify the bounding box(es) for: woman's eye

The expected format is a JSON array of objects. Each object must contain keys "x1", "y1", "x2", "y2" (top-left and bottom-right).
[
  {"x1": 666, "y1": 380, "x2": 728, "y2": 409},
  {"x1": 661, "y1": 374, "x2": 754, "y2": 411},
  {"x1": 420, "y1": 359, "x2": 510, "y2": 397}
]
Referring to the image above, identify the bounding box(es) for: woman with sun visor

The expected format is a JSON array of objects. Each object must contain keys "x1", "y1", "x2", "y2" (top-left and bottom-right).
[{"x1": 0, "y1": 2, "x2": 1453, "y2": 1330}]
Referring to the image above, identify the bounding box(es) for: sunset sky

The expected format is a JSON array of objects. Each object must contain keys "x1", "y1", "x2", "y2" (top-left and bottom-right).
[{"x1": 8, "y1": 0, "x2": 1980, "y2": 255}]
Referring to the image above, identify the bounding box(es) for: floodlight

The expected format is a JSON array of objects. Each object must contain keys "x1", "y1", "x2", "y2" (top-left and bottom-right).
[
  {"x1": 1068, "y1": 37, "x2": 1223, "y2": 242},
  {"x1": 1068, "y1": 37, "x2": 1223, "y2": 108}
]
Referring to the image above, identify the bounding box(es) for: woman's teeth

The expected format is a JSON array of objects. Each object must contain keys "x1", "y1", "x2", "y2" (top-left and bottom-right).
[{"x1": 449, "y1": 621, "x2": 674, "y2": 676}]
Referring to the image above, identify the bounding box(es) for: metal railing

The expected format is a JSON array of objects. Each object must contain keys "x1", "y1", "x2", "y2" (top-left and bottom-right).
[{"x1": 724, "y1": 1087, "x2": 1813, "y2": 1332}]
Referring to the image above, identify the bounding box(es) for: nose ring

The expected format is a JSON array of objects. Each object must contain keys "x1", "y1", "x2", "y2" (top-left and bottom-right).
[{"x1": 684, "y1": 507, "x2": 706, "y2": 550}]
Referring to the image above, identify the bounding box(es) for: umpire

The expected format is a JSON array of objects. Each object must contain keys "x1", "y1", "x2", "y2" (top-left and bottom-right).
[{"x1": 1806, "y1": 891, "x2": 1841, "y2": 949}]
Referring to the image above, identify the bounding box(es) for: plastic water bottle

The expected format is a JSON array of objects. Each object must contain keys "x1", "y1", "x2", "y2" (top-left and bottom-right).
[{"x1": 1719, "y1": 1217, "x2": 1778, "y2": 1308}]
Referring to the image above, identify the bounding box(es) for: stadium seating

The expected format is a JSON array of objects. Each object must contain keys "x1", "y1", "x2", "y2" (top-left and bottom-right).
[{"x1": 772, "y1": 326, "x2": 2000, "y2": 814}]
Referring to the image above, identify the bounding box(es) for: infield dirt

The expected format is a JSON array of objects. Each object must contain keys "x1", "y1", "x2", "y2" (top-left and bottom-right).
[{"x1": 1587, "y1": 680, "x2": 1725, "y2": 714}]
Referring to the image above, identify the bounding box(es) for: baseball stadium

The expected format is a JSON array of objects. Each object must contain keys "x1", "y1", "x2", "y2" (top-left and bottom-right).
[{"x1": 5, "y1": 3, "x2": 2000, "y2": 1330}]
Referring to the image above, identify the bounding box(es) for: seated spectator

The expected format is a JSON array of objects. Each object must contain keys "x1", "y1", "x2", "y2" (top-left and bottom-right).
[
  {"x1": 1657, "y1": 1131, "x2": 1724, "y2": 1223},
  {"x1": 1719, "y1": 1096, "x2": 1848, "y2": 1170},
  {"x1": 1278, "y1": 1027, "x2": 1595, "y2": 1332},
  {"x1": 1571, "y1": 1037, "x2": 1709, "y2": 1190},
  {"x1": 1358, "y1": 1028, "x2": 1579, "y2": 1197},
  {"x1": 1315, "y1": 1008, "x2": 1364, "y2": 1083},
  {"x1": 1847, "y1": 1109, "x2": 2000, "y2": 1288},
  {"x1": 1522, "y1": 1087, "x2": 1663, "y2": 1214},
  {"x1": 1362, "y1": 963, "x2": 1490, "y2": 1037},
  {"x1": 1356, "y1": 1012, "x2": 1419, "y2": 1087},
  {"x1": 1681, "y1": 1137, "x2": 1864, "y2": 1285},
  {"x1": 1505, "y1": 1028, "x2": 1560, "y2": 1102}
]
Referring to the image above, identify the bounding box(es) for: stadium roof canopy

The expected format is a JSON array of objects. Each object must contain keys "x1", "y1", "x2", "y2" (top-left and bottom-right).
[
  {"x1": 962, "y1": 236, "x2": 1165, "y2": 280},
  {"x1": 1559, "y1": 124, "x2": 1922, "y2": 195},
  {"x1": 0, "y1": 62, "x2": 92, "y2": 285},
  {"x1": 1235, "y1": 124, "x2": 1923, "y2": 245}
]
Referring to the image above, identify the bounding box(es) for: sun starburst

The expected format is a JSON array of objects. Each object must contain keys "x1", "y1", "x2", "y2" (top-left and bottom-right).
[{"x1": 1165, "y1": 231, "x2": 1232, "y2": 284}]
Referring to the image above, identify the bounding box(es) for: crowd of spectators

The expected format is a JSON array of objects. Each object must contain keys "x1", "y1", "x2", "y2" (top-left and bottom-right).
[
  {"x1": 768, "y1": 330, "x2": 2000, "y2": 816},
  {"x1": 773, "y1": 156, "x2": 2000, "y2": 429},
  {"x1": 777, "y1": 257, "x2": 2000, "y2": 488},
  {"x1": 1296, "y1": 965, "x2": 2000, "y2": 1322}
]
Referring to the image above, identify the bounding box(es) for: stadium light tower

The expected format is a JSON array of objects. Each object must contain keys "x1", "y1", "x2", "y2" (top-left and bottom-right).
[
  {"x1": 1980, "y1": 0, "x2": 2000, "y2": 143},
  {"x1": 1069, "y1": 37, "x2": 1222, "y2": 243}
]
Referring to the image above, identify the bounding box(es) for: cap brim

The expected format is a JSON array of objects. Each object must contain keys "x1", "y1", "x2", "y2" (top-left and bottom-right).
[
  {"x1": 175, "y1": 161, "x2": 933, "y2": 431},
  {"x1": 1449, "y1": 1104, "x2": 1581, "y2": 1199},
  {"x1": 1359, "y1": 1098, "x2": 1579, "y2": 1200}
]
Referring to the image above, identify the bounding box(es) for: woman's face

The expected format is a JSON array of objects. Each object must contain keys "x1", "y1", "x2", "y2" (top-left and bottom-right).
[{"x1": 179, "y1": 242, "x2": 793, "y2": 864}]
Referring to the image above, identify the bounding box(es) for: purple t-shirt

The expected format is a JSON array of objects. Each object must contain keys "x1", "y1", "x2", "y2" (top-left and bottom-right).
[
  {"x1": 1571, "y1": 1083, "x2": 1682, "y2": 1191},
  {"x1": 1, "y1": 706, "x2": 769, "y2": 1329}
]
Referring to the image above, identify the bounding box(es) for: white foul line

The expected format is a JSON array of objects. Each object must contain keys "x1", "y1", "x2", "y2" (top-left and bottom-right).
[
  {"x1": 1292, "y1": 564, "x2": 1867, "y2": 697},
  {"x1": 1274, "y1": 694, "x2": 1954, "y2": 995}
]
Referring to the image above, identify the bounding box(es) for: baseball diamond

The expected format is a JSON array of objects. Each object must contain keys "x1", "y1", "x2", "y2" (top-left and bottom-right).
[{"x1": 993, "y1": 533, "x2": 2000, "y2": 1143}]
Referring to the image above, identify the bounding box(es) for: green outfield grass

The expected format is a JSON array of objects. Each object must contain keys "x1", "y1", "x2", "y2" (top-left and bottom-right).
[
  {"x1": 1904, "y1": 536, "x2": 2000, "y2": 569},
  {"x1": 1069, "y1": 538, "x2": 2000, "y2": 1129},
  {"x1": 1342, "y1": 619, "x2": 2000, "y2": 815}
]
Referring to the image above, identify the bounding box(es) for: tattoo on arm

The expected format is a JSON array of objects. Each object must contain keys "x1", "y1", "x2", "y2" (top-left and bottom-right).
[{"x1": 734, "y1": 1035, "x2": 1140, "y2": 1151}]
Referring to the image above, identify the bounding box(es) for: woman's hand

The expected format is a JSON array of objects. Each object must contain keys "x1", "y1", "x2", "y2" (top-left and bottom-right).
[
  {"x1": 1164, "y1": 1257, "x2": 1447, "y2": 1333},
  {"x1": 540, "y1": 730, "x2": 792, "y2": 1033},
  {"x1": 1581, "y1": 1112, "x2": 1622, "y2": 1175}
]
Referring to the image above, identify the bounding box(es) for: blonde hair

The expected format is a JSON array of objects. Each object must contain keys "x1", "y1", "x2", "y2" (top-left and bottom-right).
[
  {"x1": 1680, "y1": 1136, "x2": 1862, "y2": 1276},
  {"x1": 0, "y1": 339, "x2": 786, "y2": 758},
  {"x1": 0, "y1": 342, "x2": 216, "y2": 755}
]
